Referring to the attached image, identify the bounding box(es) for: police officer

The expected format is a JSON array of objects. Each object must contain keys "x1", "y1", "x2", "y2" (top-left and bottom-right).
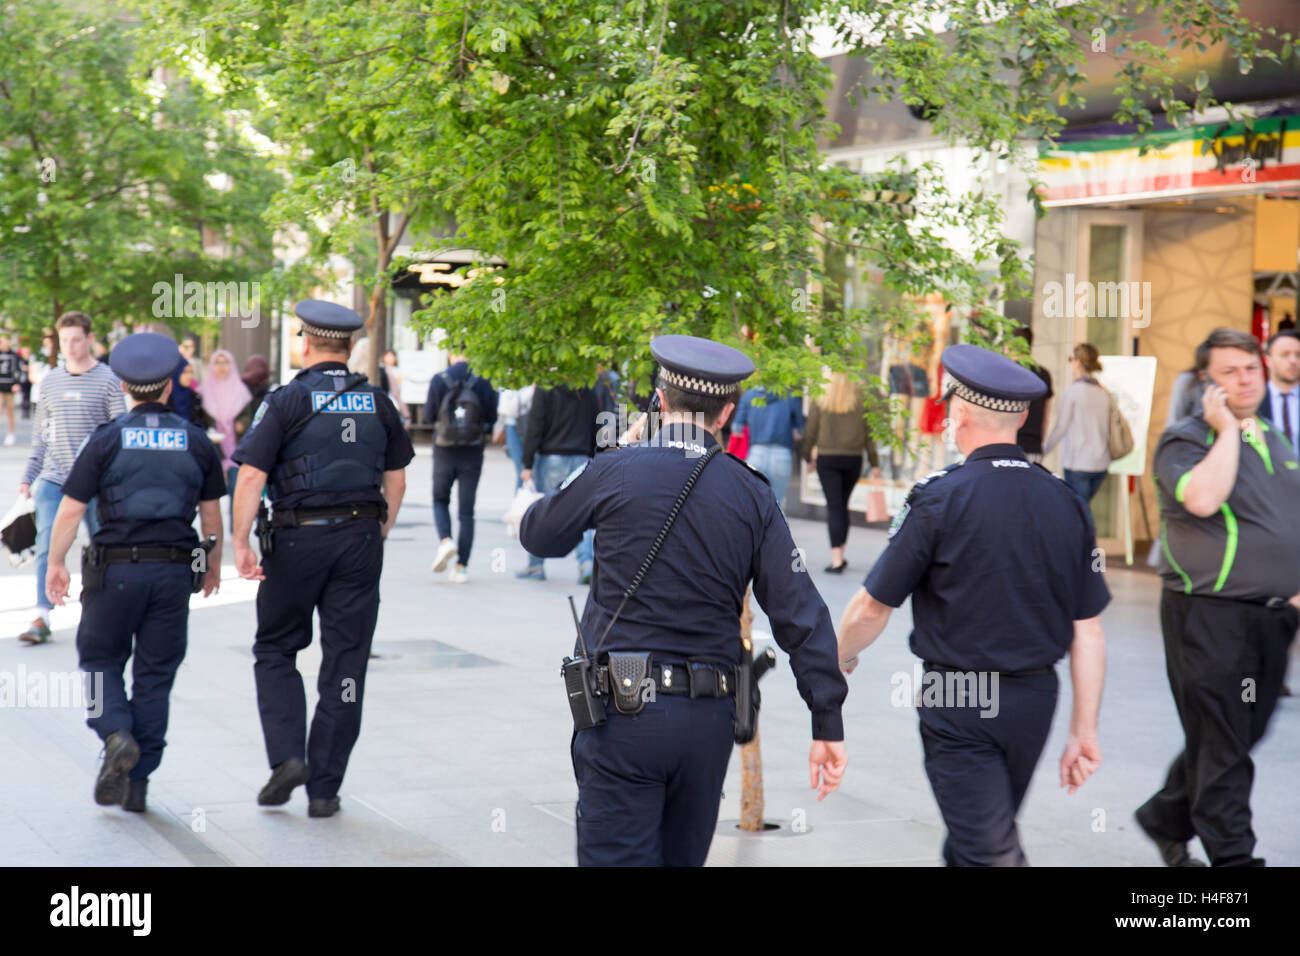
[
  {"x1": 520, "y1": 334, "x2": 848, "y2": 867},
  {"x1": 45, "y1": 332, "x2": 226, "y2": 812},
  {"x1": 231, "y1": 300, "x2": 413, "y2": 818},
  {"x1": 836, "y1": 343, "x2": 1110, "y2": 866}
]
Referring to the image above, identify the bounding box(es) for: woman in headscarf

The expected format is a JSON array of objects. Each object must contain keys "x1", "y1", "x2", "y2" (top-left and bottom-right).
[
  {"x1": 168, "y1": 358, "x2": 196, "y2": 421},
  {"x1": 198, "y1": 349, "x2": 252, "y2": 509}
]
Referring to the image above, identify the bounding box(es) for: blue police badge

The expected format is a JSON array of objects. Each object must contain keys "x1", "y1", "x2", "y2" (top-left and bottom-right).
[{"x1": 249, "y1": 400, "x2": 269, "y2": 431}]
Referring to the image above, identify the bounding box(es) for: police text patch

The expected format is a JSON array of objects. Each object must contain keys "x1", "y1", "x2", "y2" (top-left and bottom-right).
[
  {"x1": 121, "y1": 428, "x2": 188, "y2": 451},
  {"x1": 311, "y1": 391, "x2": 375, "y2": 413}
]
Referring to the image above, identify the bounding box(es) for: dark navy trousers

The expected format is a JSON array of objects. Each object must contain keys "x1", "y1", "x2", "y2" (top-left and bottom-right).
[
  {"x1": 253, "y1": 519, "x2": 383, "y2": 800},
  {"x1": 918, "y1": 669, "x2": 1058, "y2": 866},
  {"x1": 77, "y1": 562, "x2": 192, "y2": 780},
  {"x1": 572, "y1": 694, "x2": 735, "y2": 866}
]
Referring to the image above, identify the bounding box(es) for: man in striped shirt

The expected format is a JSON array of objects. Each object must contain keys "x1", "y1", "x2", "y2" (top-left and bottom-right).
[{"x1": 17, "y1": 312, "x2": 125, "y2": 644}]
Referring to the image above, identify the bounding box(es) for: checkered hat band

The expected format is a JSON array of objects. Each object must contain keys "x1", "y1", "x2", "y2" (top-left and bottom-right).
[
  {"x1": 658, "y1": 367, "x2": 736, "y2": 397},
  {"x1": 301, "y1": 324, "x2": 353, "y2": 339},
  {"x1": 126, "y1": 376, "x2": 171, "y2": 392},
  {"x1": 943, "y1": 373, "x2": 1030, "y2": 413}
]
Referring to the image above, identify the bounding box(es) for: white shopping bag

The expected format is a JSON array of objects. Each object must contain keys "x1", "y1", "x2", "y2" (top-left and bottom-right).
[{"x1": 503, "y1": 481, "x2": 544, "y2": 539}]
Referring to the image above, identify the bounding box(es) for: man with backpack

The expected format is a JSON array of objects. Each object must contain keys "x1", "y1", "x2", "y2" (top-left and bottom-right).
[{"x1": 424, "y1": 349, "x2": 498, "y2": 583}]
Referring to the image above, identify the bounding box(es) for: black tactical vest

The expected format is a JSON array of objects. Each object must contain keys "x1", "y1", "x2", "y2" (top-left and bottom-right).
[
  {"x1": 97, "y1": 410, "x2": 205, "y2": 523},
  {"x1": 269, "y1": 367, "x2": 388, "y2": 500}
]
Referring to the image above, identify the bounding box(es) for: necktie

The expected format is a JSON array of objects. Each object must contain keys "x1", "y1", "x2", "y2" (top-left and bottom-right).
[{"x1": 1285, "y1": 393, "x2": 1296, "y2": 453}]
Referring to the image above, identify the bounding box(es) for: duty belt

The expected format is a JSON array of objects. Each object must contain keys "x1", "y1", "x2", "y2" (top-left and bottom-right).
[
  {"x1": 596, "y1": 658, "x2": 736, "y2": 699},
  {"x1": 96, "y1": 545, "x2": 195, "y2": 565},
  {"x1": 924, "y1": 660, "x2": 1054, "y2": 679},
  {"x1": 271, "y1": 503, "x2": 386, "y2": 528}
]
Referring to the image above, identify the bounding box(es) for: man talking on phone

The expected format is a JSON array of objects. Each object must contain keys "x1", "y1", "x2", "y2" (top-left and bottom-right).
[{"x1": 1137, "y1": 328, "x2": 1300, "y2": 867}]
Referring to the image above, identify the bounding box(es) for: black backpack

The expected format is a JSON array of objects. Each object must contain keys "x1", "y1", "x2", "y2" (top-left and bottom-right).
[{"x1": 435, "y1": 372, "x2": 485, "y2": 447}]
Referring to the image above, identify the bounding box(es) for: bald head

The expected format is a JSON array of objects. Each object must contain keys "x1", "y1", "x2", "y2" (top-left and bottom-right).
[{"x1": 950, "y1": 395, "x2": 1027, "y2": 455}]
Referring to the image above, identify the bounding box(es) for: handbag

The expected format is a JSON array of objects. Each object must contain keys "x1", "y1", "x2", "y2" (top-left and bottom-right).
[
  {"x1": 726, "y1": 424, "x2": 750, "y2": 459},
  {"x1": 1102, "y1": 386, "x2": 1135, "y2": 460},
  {"x1": 503, "y1": 480, "x2": 544, "y2": 539}
]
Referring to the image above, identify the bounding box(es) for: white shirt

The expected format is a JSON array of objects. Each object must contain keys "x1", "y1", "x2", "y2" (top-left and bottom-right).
[{"x1": 1265, "y1": 381, "x2": 1300, "y2": 455}]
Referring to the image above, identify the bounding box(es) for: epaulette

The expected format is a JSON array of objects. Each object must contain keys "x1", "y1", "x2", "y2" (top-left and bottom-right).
[
  {"x1": 726, "y1": 452, "x2": 770, "y2": 484},
  {"x1": 907, "y1": 465, "x2": 958, "y2": 499}
]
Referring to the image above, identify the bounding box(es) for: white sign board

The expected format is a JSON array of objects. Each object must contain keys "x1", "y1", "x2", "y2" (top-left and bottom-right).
[
  {"x1": 1096, "y1": 355, "x2": 1158, "y2": 476},
  {"x1": 399, "y1": 348, "x2": 446, "y2": 407}
]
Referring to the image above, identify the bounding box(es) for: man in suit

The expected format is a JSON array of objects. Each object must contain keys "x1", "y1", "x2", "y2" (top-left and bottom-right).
[
  {"x1": 1258, "y1": 330, "x2": 1300, "y2": 456},
  {"x1": 1258, "y1": 329, "x2": 1300, "y2": 698}
]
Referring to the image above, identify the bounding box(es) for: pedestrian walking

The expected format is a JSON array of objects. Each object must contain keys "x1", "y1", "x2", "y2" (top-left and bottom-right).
[
  {"x1": 1011, "y1": 327, "x2": 1053, "y2": 464},
  {"x1": 498, "y1": 385, "x2": 535, "y2": 490},
  {"x1": 197, "y1": 349, "x2": 251, "y2": 518},
  {"x1": 17, "y1": 312, "x2": 125, "y2": 645},
  {"x1": 520, "y1": 334, "x2": 847, "y2": 866},
  {"x1": 799, "y1": 371, "x2": 879, "y2": 573},
  {"x1": 0, "y1": 332, "x2": 24, "y2": 445},
  {"x1": 517, "y1": 383, "x2": 601, "y2": 583},
  {"x1": 44, "y1": 333, "x2": 225, "y2": 812},
  {"x1": 1043, "y1": 343, "x2": 1113, "y2": 502},
  {"x1": 424, "y1": 348, "x2": 497, "y2": 583},
  {"x1": 18, "y1": 345, "x2": 32, "y2": 419},
  {"x1": 733, "y1": 385, "x2": 805, "y2": 508},
  {"x1": 1136, "y1": 328, "x2": 1300, "y2": 867},
  {"x1": 838, "y1": 344, "x2": 1109, "y2": 866},
  {"x1": 230, "y1": 300, "x2": 413, "y2": 818}
]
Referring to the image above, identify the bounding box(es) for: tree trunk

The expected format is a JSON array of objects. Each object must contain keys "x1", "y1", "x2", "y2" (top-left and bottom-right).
[
  {"x1": 366, "y1": 279, "x2": 385, "y2": 385},
  {"x1": 737, "y1": 586, "x2": 766, "y2": 831}
]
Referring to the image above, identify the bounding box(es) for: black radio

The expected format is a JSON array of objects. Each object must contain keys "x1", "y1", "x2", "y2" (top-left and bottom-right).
[{"x1": 562, "y1": 595, "x2": 606, "y2": 730}]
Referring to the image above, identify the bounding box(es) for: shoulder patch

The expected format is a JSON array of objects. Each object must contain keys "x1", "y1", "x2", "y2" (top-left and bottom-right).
[
  {"x1": 558, "y1": 461, "x2": 588, "y2": 490},
  {"x1": 249, "y1": 400, "x2": 270, "y2": 431},
  {"x1": 886, "y1": 501, "x2": 910, "y2": 538},
  {"x1": 726, "y1": 452, "x2": 770, "y2": 485}
]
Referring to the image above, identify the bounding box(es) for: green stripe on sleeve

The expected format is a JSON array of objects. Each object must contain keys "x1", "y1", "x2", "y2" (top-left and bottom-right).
[
  {"x1": 1213, "y1": 504, "x2": 1239, "y2": 593},
  {"x1": 1175, "y1": 471, "x2": 1193, "y2": 502}
]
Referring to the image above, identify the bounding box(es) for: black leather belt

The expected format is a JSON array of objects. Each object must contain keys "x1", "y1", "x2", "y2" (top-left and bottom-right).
[
  {"x1": 924, "y1": 660, "x2": 1054, "y2": 678},
  {"x1": 98, "y1": 545, "x2": 194, "y2": 565},
  {"x1": 271, "y1": 503, "x2": 385, "y2": 529},
  {"x1": 596, "y1": 659, "x2": 736, "y2": 698}
]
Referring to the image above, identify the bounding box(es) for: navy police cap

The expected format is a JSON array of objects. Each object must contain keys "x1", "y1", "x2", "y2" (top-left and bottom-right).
[
  {"x1": 109, "y1": 332, "x2": 182, "y2": 390},
  {"x1": 295, "y1": 299, "x2": 363, "y2": 339},
  {"x1": 650, "y1": 334, "x2": 755, "y2": 398},
  {"x1": 941, "y1": 343, "x2": 1048, "y2": 413}
]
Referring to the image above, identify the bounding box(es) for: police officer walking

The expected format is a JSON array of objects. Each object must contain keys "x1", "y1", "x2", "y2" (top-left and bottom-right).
[
  {"x1": 45, "y1": 333, "x2": 226, "y2": 812},
  {"x1": 231, "y1": 301, "x2": 413, "y2": 818},
  {"x1": 520, "y1": 334, "x2": 848, "y2": 867},
  {"x1": 836, "y1": 343, "x2": 1109, "y2": 866}
]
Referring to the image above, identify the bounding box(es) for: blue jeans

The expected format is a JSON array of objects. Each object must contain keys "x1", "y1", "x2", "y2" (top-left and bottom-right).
[
  {"x1": 34, "y1": 477, "x2": 100, "y2": 612},
  {"x1": 1063, "y1": 469, "x2": 1108, "y2": 502},
  {"x1": 505, "y1": 424, "x2": 524, "y2": 491},
  {"x1": 746, "y1": 443, "x2": 794, "y2": 508},
  {"x1": 528, "y1": 453, "x2": 594, "y2": 571}
]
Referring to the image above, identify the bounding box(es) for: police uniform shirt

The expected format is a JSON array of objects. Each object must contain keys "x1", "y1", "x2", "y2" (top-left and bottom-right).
[
  {"x1": 520, "y1": 421, "x2": 848, "y2": 740},
  {"x1": 1154, "y1": 413, "x2": 1300, "y2": 601},
  {"x1": 233, "y1": 361, "x2": 414, "y2": 511},
  {"x1": 62, "y1": 402, "x2": 227, "y2": 548},
  {"x1": 864, "y1": 443, "x2": 1111, "y2": 672}
]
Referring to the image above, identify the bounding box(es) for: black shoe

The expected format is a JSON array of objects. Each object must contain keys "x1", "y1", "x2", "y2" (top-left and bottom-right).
[
  {"x1": 308, "y1": 796, "x2": 341, "y2": 818},
  {"x1": 94, "y1": 730, "x2": 140, "y2": 806},
  {"x1": 122, "y1": 778, "x2": 148, "y2": 813},
  {"x1": 1281, "y1": 684, "x2": 1293, "y2": 697},
  {"x1": 1134, "y1": 810, "x2": 1206, "y2": 867},
  {"x1": 824, "y1": 561, "x2": 848, "y2": 574},
  {"x1": 257, "y1": 758, "x2": 311, "y2": 806}
]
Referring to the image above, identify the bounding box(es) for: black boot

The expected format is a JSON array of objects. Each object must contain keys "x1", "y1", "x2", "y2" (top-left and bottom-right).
[
  {"x1": 1134, "y1": 809, "x2": 1206, "y2": 867},
  {"x1": 94, "y1": 730, "x2": 140, "y2": 806},
  {"x1": 257, "y1": 757, "x2": 311, "y2": 806},
  {"x1": 122, "y1": 778, "x2": 148, "y2": 813},
  {"x1": 308, "y1": 796, "x2": 341, "y2": 818}
]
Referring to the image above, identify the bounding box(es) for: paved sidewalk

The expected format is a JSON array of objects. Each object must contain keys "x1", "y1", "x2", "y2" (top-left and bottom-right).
[{"x1": 1, "y1": 417, "x2": 1296, "y2": 866}]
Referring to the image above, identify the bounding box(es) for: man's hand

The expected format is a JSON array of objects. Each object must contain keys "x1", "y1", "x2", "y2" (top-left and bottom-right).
[
  {"x1": 839, "y1": 655, "x2": 859, "y2": 675},
  {"x1": 619, "y1": 412, "x2": 648, "y2": 445},
  {"x1": 809, "y1": 740, "x2": 847, "y2": 801},
  {"x1": 18, "y1": 482, "x2": 30, "y2": 498},
  {"x1": 869, "y1": 467, "x2": 882, "y2": 480},
  {"x1": 46, "y1": 562, "x2": 70, "y2": 606},
  {"x1": 202, "y1": 564, "x2": 221, "y2": 597},
  {"x1": 234, "y1": 541, "x2": 264, "y2": 581},
  {"x1": 1201, "y1": 384, "x2": 1237, "y2": 434},
  {"x1": 1059, "y1": 734, "x2": 1101, "y2": 795},
  {"x1": 520, "y1": 468, "x2": 532, "y2": 484}
]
